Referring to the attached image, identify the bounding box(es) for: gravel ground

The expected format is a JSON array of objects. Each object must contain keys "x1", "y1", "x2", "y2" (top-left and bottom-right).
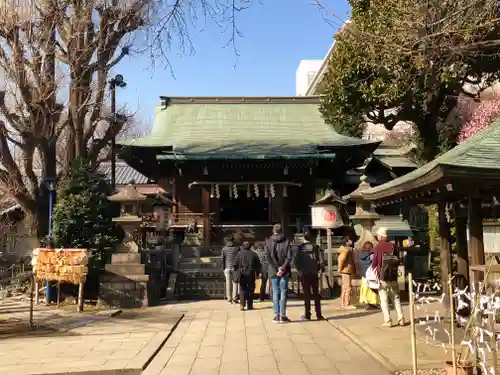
[{"x1": 395, "y1": 369, "x2": 446, "y2": 375}]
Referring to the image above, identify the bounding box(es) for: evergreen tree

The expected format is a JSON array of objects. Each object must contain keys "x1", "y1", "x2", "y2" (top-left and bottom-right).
[{"x1": 52, "y1": 158, "x2": 122, "y2": 250}]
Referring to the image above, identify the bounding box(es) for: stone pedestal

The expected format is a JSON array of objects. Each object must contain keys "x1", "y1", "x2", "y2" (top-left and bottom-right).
[{"x1": 98, "y1": 252, "x2": 149, "y2": 308}]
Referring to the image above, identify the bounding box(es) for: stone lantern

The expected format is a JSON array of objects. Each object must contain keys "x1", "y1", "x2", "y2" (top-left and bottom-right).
[
  {"x1": 107, "y1": 184, "x2": 147, "y2": 253},
  {"x1": 99, "y1": 184, "x2": 149, "y2": 308},
  {"x1": 344, "y1": 175, "x2": 380, "y2": 249}
]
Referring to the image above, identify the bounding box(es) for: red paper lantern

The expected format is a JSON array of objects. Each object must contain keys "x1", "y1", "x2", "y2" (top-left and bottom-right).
[{"x1": 323, "y1": 209, "x2": 337, "y2": 222}]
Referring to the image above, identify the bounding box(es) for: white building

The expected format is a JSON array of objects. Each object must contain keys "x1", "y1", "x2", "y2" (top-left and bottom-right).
[
  {"x1": 296, "y1": 24, "x2": 414, "y2": 141},
  {"x1": 295, "y1": 60, "x2": 323, "y2": 96}
]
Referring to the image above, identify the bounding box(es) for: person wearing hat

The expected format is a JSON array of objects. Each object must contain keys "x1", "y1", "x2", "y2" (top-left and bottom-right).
[
  {"x1": 338, "y1": 235, "x2": 356, "y2": 309},
  {"x1": 372, "y1": 227, "x2": 405, "y2": 327}
]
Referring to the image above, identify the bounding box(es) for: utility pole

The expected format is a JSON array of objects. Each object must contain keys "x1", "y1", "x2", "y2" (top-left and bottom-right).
[{"x1": 108, "y1": 74, "x2": 127, "y2": 191}]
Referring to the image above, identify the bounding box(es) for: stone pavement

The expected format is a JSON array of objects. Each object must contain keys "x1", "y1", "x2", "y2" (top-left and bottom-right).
[
  {"x1": 144, "y1": 300, "x2": 391, "y2": 375},
  {"x1": 0, "y1": 297, "x2": 450, "y2": 375},
  {"x1": 326, "y1": 301, "x2": 449, "y2": 372},
  {"x1": 0, "y1": 302, "x2": 183, "y2": 375}
]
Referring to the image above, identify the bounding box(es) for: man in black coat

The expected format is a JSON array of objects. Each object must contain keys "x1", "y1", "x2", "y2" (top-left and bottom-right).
[
  {"x1": 266, "y1": 224, "x2": 292, "y2": 323},
  {"x1": 234, "y1": 241, "x2": 261, "y2": 311},
  {"x1": 294, "y1": 230, "x2": 325, "y2": 321}
]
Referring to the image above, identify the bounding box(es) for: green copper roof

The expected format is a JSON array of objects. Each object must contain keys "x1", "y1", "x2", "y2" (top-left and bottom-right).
[
  {"x1": 157, "y1": 152, "x2": 338, "y2": 160},
  {"x1": 362, "y1": 119, "x2": 500, "y2": 200},
  {"x1": 118, "y1": 96, "x2": 378, "y2": 158}
]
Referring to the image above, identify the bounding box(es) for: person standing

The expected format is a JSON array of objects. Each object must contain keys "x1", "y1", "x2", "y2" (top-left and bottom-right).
[
  {"x1": 221, "y1": 234, "x2": 240, "y2": 304},
  {"x1": 357, "y1": 241, "x2": 379, "y2": 309},
  {"x1": 234, "y1": 241, "x2": 261, "y2": 311},
  {"x1": 255, "y1": 243, "x2": 270, "y2": 301},
  {"x1": 338, "y1": 236, "x2": 356, "y2": 309},
  {"x1": 294, "y1": 230, "x2": 325, "y2": 321},
  {"x1": 266, "y1": 223, "x2": 293, "y2": 323},
  {"x1": 372, "y1": 227, "x2": 405, "y2": 327}
]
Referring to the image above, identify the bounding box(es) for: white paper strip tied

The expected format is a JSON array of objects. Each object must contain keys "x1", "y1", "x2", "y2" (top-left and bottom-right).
[{"x1": 233, "y1": 184, "x2": 239, "y2": 199}]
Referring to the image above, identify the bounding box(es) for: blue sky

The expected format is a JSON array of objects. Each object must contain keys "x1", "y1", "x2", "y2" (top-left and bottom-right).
[{"x1": 116, "y1": 0, "x2": 350, "y2": 126}]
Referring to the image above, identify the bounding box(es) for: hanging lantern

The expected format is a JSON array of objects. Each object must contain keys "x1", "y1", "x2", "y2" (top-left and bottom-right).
[
  {"x1": 210, "y1": 184, "x2": 214, "y2": 198},
  {"x1": 215, "y1": 184, "x2": 220, "y2": 199},
  {"x1": 178, "y1": 168, "x2": 182, "y2": 176},
  {"x1": 283, "y1": 165, "x2": 288, "y2": 175},
  {"x1": 270, "y1": 184, "x2": 275, "y2": 198},
  {"x1": 247, "y1": 184, "x2": 251, "y2": 198},
  {"x1": 229, "y1": 185, "x2": 233, "y2": 199},
  {"x1": 445, "y1": 203, "x2": 451, "y2": 223},
  {"x1": 254, "y1": 184, "x2": 259, "y2": 197},
  {"x1": 309, "y1": 167, "x2": 313, "y2": 175},
  {"x1": 203, "y1": 166, "x2": 208, "y2": 175},
  {"x1": 264, "y1": 184, "x2": 269, "y2": 198},
  {"x1": 233, "y1": 184, "x2": 239, "y2": 199},
  {"x1": 283, "y1": 185, "x2": 288, "y2": 198}
]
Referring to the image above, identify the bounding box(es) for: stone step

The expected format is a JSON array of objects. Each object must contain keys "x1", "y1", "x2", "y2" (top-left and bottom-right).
[
  {"x1": 105, "y1": 264, "x2": 146, "y2": 275},
  {"x1": 100, "y1": 273, "x2": 149, "y2": 283},
  {"x1": 100, "y1": 281, "x2": 144, "y2": 291},
  {"x1": 179, "y1": 260, "x2": 219, "y2": 270},
  {"x1": 111, "y1": 253, "x2": 141, "y2": 264},
  {"x1": 175, "y1": 272, "x2": 226, "y2": 299},
  {"x1": 181, "y1": 246, "x2": 202, "y2": 258},
  {"x1": 180, "y1": 256, "x2": 219, "y2": 264}
]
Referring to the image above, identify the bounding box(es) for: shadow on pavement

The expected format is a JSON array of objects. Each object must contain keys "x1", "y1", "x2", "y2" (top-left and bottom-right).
[
  {"x1": 0, "y1": 319, "x2": 81, "y2": 339},
  {"x1": 326, "y1": 310, "x2": 379, "y2": 320}
]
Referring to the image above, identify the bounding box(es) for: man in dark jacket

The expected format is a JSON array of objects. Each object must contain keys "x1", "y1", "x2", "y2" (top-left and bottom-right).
[
  {"x1": 221, "y1": 235, "x2": 240, "y2": 304},
  {"x1": 234, "y1": 241, "x2": 261, "y2": 311},
  {"x1": 294, "y1": 230, "x2": 325, "y2": 321},
  {"x1": 255, "y1": 243, "x2": 270, "y2": 301},
  {"x1": 266, "y1": 224, "x2": 292, "y2": 323}
]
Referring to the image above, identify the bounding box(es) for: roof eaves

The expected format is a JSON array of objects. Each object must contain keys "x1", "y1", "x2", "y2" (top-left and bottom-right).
[
  {"x1": 159, "y1": 96, "x2": 322, "y2": 105},
  {"x1": 361, "y1": 163, "x2": 445, "y2": 201}
]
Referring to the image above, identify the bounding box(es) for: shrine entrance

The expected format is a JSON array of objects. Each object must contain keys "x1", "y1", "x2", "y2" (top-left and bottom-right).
[{"x1": 218, "y1": 186, "x2": 269, "y2": 223}]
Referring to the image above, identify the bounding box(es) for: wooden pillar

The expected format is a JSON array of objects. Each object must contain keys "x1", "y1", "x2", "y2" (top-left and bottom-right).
[
  {"x1": 281, "y1": 186, "x2": 289, "y2": 236},
  {"x1": 202, "y1": 187, "x2": 211, "y2": 247},
  {"x1": 438, "y1": 202, "x2": 452, "y2": 312},
  {"x1": 455, "y1": 207, "x2": 469, "y2": 287},
  {"x1": 468, "y1": 197, "x2": 484, "y2": 267},
  {"x1": 171, "y1": 178, "x2": 177, "y2": 216}
]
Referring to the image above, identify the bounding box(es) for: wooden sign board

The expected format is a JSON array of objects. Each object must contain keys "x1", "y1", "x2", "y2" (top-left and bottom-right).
[
  {"x1": 469, "y1": 223, "x2": 500, "y2": 254},
  {"x1": 34, "y1": 248, "x2": 89, "y2": 284},
  {"x1": 311, "y1": 205, "x2": 344, "y2": 229}
]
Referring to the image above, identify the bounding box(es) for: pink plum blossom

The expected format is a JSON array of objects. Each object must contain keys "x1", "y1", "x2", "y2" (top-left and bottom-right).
[{"x1": 458, "y1": 99, "x2": 500, "y2": 142}]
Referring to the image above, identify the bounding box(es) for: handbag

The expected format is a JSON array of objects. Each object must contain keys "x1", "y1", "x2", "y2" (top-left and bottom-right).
[{"x1": 365, "y1": 265, "x2": 380, "y2": 290}]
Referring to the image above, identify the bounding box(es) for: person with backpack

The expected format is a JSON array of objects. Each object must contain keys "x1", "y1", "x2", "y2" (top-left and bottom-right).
[
  {"x1": 221, "y1": 234, "x2": 240, "y2": 304},
  {"x1": 234, "y1": 241, "x2": 261, "y2": 311},
  {"x1": 294, "y1": 229, "x2": 325, "y2": 321},
  {"x1": 372, "y1": 227, "x2": 405, "y2": 327},
  {"x1": 266, "y1": 223, "x2": 293, "y2": 323}
]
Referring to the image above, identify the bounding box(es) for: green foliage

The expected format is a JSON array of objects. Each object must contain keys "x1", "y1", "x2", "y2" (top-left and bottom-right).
[
  {"x1": 320, "y1": 0, "x2": 500, "y2": 161},
  {"x1": 52, "y1": 157, "x2": 122, "y2": 250}
]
